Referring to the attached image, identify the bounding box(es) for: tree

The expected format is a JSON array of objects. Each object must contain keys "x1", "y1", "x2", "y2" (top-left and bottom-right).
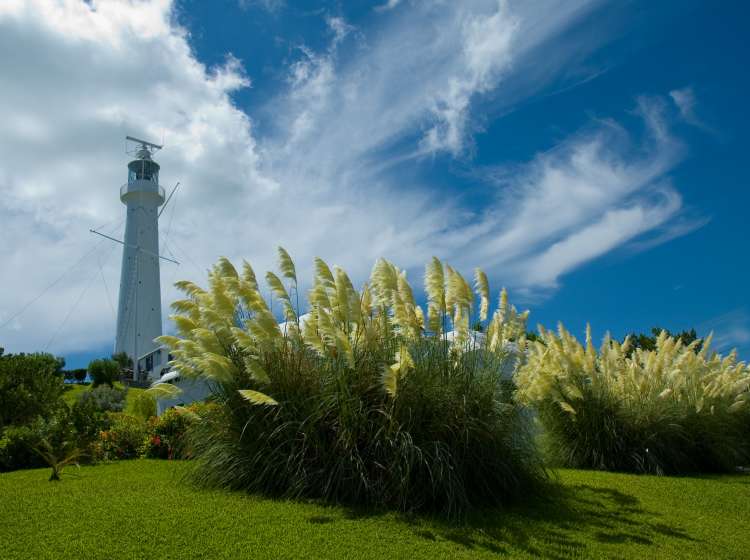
[
  {"x1": 111, "y1": 352, "x2": 132, "y2": 372},
  {"x1": 526, "y1": 330, "x2": 543, "y2": 343},
  {"x1": 88, "y1": 359, "x2": 120, "y2": 388},
  {"x1": 624, "y1": 327, "x2": 702, "y2": 354},
  {"x1": 0, "y1": 352, "x2": 66, "y2": 430},
  {"x1": 73, "y1": 369, "x2": 87, "y2": 383}
]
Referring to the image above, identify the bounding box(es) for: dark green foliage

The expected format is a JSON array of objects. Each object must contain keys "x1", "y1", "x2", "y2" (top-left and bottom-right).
[
  {"x1": 525, "y1": 330, "x2": 543, "y2": 343},
  {"x1": 0, "y1": 424, "x2": 46, "y2": 471},
  {"x1": 0, "y1": 351, "x2": 66, "y2": 430},
  {"x1": 0, "y1": 411, "x2": 79, "y2": 473},
  {"x1": 535, "y1": 392, "x2": 677, "y2": 473},
  {"x1": 534, "y1": 379, "x2": 750, "y2": 475},
  {"x1": 88, "y1": 358, "x2": 120, "y2": 387},
  {"x1": 111, "y1": 352, "x2": 132, "y2": 371},
  {"x1": 188, "y1": 338, "x2": 545, "y2": 517},
  {"x1": 624, "y1": 327, "x2": 702, "y2": 354},
  {"x1": 63, "y1": 368, "x2": 88, "y2": 383}
]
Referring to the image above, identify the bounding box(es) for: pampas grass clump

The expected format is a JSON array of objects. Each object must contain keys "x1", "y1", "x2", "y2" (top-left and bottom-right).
[
  {"x1": 156, "y1": 249, "x2": 545, "y2": 516},
  {"x1": 516, "y1": 324, "x2": 750, "y2": 474}
]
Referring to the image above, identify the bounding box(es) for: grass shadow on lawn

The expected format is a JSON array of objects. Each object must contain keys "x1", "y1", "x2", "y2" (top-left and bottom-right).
[
  {"x1": 423, "y1": 482, "x2": 698, "y2": 559},
  {"x1": 325, "y1": 477, "x2": 700, "y2": 559}
]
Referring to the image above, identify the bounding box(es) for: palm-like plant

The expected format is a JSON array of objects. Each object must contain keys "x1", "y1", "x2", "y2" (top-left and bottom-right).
[{"x1": 33, "y1": 437, "x2": 83, "y2": 481}]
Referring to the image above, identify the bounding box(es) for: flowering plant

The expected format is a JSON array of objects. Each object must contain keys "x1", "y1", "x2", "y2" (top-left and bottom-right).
[{"x1": 516, "y1": 325, "x2": 750, "y2": 474}]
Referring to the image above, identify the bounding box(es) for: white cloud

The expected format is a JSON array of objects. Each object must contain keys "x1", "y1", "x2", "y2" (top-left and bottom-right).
[
  {"x1": 0, "y1": 0, "x2": 267, "y2": 354},
  {"x1": 670, "y1": 87, "x2": 697, "y2": 122},
  {"x1": 0, "y1": 0, "x2": 702, "y2": 356},
  {"x1": 669, "y1": 86, "x2": 715, "y2": 134},
  {"x1": 326, "y1": 16, "x2": 354, "y2": 44},
  {"x1": 238, "y1": 0, "x2": 285, "y2": 12},
  {"x1": 466, "y1": 96, "x2": 694, "y2": 287},
  {"x1": 375, "y1": 0, "x2": 402, "y2": 12}
]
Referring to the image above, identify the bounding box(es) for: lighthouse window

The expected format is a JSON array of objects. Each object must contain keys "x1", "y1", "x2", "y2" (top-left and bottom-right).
[{"x1": 128, "y1": 160, "x2": 160, "y2": 184}]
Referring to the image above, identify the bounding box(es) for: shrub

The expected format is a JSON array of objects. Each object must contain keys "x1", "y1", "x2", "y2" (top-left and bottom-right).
[
  {"x1": 0, "y1": 351, "x2": 66, "y2": 430},
  {"x1": 141, "y1": 405, "x2": 200, "y2": 459},
  {"x1": 77, "y1": 385, "x2": 128, "y2": 412},
  {"x1": 64, "y1": 369, "x2": 88, "y2": 383},
  {"x1": 0, "y1": 424, "x2": 46, "y2": 471},
  {"x1": 70, "y1": 386, "x2": 127, "y2": 447},
  {"x1": 31, "y1": 417, "x2": 84, "y2": 481},
  {"x1": 130, "y1": 391, "x2": 157, "y2": 421},
  {"x1": 88, "y1": 359, "x2": 120, "y2": 388},
  {"x1": 99, "y1": 413, "x2": 147, "y2": 460},
  {"x1": 1, "y1": 381, "x2": 127, "y2": 472},
  {"x1": 155, "y1": 249, "x2": 545, "y2": 516},
  {"x1": 112, "y1": 352, "x2": 132, "y2": 371},
  {"x1": 0, "y1": 412, "x2": 80, "y2": 473},
  {"x1": 516, "y1": 325, "x2": 750, "y2": 474}
]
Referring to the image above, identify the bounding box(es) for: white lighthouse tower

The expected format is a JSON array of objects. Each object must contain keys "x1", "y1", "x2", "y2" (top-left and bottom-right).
[{"x1": 114, "y1": 137, "x2": 166, "y2": 381}]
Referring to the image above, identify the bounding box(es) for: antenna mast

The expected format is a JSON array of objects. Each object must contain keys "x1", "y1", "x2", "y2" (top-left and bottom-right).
[{"x1": 126, "y1": 135, "x2": 163, "y2": 153}]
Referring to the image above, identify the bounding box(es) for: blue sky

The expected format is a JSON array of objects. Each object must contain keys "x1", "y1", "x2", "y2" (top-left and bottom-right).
[{"x1": 0, "y1": 0, "x2": 748, "y2": 367}]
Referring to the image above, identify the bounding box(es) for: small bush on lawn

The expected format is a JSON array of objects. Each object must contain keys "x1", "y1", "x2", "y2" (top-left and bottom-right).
[
  {"x1": 155, "y1": 249, "x2": 545, "y2": 516},
  {"x1": 99, "y1": 414, "x2": 147, "y2": 460},
  {"x1": 516, "y1": 325, "x2": 750, "y2": 474},
  {"x1": 77, "y1": 385, "x2": 128, "y2": 413}
]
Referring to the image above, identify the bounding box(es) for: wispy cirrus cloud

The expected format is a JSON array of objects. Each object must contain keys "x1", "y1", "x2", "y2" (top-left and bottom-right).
[
  {"x1": 238, "y1": 0, "x2": 285, "y2": 12},
  {"x1": 669, "y1": 86, "x2": 717, "y2": 135},
  {"x1": 670, "y1": 87, "x2": 698, "y2": 123},
  {"x1": 0, "y1": 0, "x2": 703, "y2": 356},
  {"x1": 375, "y1": 0, "x2": 402, "y2": 13}
]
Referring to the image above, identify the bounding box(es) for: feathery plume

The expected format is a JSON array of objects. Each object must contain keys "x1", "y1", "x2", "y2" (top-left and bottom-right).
[
  {"x1": 277, "y1": 246, "x2": 297, "y2": 284},
  {"x1": 242, "y1": 260, "x2": 259, "y2": 291},
  {"x1": 474, "y1": 268, "x2": 489, "y2": 322},
  {"x1": 238, "y1": 389, "x2": 279, "y2": 406},
  {"x1": 314, "y1": 257, "x2": 336, "y2": 289}
]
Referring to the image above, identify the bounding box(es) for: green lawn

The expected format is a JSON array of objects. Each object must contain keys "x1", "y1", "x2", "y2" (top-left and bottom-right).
[
  {"x1": 1, "y1": 461, "x2": 748, "y2": 559},
  {"x1": 61, "y1": 383, "x2": 89, "y2": 406}
]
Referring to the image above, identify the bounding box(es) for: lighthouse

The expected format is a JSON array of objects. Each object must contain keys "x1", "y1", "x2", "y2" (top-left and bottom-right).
[{"x1": 114, "y1": 137, "x2": 166, "y2": 381}]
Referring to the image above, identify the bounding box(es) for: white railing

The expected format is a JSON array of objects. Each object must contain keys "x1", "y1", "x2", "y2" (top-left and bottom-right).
[{"x1": 120, "y1": 182, "x2": 166, "y2": 200}]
